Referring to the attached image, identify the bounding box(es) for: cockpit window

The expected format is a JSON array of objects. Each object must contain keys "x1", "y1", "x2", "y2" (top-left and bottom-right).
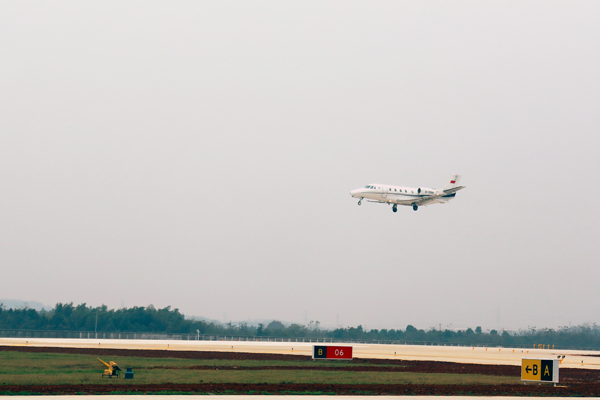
[{"x1": 364, "y1": 185, "x2": 370, "y2": 188}]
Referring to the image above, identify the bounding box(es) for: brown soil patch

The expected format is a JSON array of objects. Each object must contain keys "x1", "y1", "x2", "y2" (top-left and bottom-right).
[
  {"x1": 3, "y1": 382, "x2": 600, "y2": 396},
  {"x1": 2, "y1": 345, "x2": 600, "y2": 395}
]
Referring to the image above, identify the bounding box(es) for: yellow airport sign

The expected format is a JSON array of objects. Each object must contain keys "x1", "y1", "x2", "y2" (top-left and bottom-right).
[{"x1": 521, "y1": 358, "x2": 559, "y2": 383}]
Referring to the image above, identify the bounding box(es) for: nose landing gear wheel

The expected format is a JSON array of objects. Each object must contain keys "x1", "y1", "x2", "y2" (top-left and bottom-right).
[
  {"x1": 392, "y1": 204, "x2": 397, "y2": 213},
  {"x1": 358, "y1": 198, "x2": 363, "y2": 206},
  {"x1": 412, "y1": 204, "x2": 418, "y2": 211}
]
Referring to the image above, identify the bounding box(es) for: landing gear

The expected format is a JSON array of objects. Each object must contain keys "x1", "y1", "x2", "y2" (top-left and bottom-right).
[
  {"x1": 392, "y1": 204, "x2": 397, "y2": 213},
  {"x1": 358, "y1": 198, "x2": 363, "y2": 206},
  {"x1": 412, "y1": 204, "x2": 418, "y2": 211}
]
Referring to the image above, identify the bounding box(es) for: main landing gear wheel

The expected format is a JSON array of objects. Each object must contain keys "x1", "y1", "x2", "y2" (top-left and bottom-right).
[
  {"x1": 412, "y1": 204, "x2": 418, "y2": 211},
  {"x1": 392, "y1": 204, "x2": 397, "y2": 213},
  {"x1": 358, "y1": 198, "x2": 363, "y2": 206}
]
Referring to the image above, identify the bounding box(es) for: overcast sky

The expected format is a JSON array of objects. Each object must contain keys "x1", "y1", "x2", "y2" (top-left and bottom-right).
[{"x1": 1, "y1": 1, "x2": 599, "y2": 332}]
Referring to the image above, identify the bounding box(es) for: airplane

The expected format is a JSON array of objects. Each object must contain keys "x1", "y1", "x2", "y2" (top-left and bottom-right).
[{"x1": 350, "y1": 174, "x2": 465, "y2": 212}]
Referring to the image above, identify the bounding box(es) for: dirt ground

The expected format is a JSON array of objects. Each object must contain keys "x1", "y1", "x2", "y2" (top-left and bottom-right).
[{"x1": 2, "y1": 345, "x2": 600, "y2": 395}]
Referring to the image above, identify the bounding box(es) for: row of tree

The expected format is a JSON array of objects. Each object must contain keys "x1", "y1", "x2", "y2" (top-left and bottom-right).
[{"x1": 1, "y1": 302, "x2": 599, "y2": 349}]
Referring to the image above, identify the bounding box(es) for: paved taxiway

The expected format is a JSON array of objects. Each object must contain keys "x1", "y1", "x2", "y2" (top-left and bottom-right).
[{"x1": 2, "y1": 338, "x2": 600, "y2": 369}]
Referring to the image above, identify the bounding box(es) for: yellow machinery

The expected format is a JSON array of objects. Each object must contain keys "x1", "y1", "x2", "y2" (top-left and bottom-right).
[{"x1": 97, "y1": 358, "x2": 122, "y2": 378}]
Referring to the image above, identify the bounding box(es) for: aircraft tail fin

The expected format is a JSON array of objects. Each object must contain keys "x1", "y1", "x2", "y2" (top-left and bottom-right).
[{"x1": 443, "y1": 174, "x2": 461, "y2": 191}]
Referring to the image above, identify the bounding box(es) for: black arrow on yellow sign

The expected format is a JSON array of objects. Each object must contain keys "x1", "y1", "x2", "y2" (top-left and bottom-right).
[{"x1": 522, "y1": 359, "x2": 555, "y2": 382}]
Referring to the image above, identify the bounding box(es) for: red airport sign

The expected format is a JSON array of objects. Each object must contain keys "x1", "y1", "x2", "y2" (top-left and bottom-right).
[{"x1": 312, "y1": 345, "x2": 353, "y2": 360}]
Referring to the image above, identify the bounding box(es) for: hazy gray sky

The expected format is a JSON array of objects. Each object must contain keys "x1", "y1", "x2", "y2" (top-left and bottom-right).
[{"x1": 1, "y1": 1, "x2": 599, "y2": 331}]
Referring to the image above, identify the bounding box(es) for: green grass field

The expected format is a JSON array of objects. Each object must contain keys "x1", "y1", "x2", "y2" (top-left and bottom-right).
[{"x1": 0, "y1": 350, "x2": 519, "y2": 386}]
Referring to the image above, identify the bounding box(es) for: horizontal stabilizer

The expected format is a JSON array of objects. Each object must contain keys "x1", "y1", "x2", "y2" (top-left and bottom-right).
[{"x1": 443, "y1": 185, "x2": 466, "y2": 195}]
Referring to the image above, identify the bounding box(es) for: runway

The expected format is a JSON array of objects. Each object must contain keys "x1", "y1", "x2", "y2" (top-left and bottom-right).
[{"x1": 2, "y1": 337, "x2": 600, "y2": 369}]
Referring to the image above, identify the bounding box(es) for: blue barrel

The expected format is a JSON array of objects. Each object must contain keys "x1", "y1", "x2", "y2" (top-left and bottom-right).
[{"x1": 125, "y1": 367, "x2": 134, "y2": 379}]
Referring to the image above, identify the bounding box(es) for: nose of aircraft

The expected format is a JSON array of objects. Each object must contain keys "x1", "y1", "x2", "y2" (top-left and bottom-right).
[{"x1": 350, "y1": 189, "x2": 359, "y2": 197}]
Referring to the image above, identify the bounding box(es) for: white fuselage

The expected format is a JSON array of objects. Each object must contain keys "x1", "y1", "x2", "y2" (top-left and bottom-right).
[
  {"x1": 350, "y1": 175, "x2": 464, "y2": 211},
  {"x1": 350, "y1": 184, "x2": 443, "y2": 206}
]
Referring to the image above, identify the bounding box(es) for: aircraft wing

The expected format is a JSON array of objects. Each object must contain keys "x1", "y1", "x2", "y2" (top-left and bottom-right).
[
  {"x1": 414, "y1": 193, "x2": 445, "y2": 206},
  {"x1": 371, "y1": 194, "x2": 449, "y2": 206}
]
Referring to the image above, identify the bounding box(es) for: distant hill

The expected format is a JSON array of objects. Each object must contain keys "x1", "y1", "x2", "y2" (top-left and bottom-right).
[
  {"x1": 242, "y1": 318, "x2": 297, "y2": 327},
  {"x1": 0, "y1": 299, "x2": 50, "y2": 311},
  {"x1": 186, "y1": 315, "x2": 224, "y2": 325},
  {"x1": 187, "y1": 316, "x2": 297, "y2": 327}
]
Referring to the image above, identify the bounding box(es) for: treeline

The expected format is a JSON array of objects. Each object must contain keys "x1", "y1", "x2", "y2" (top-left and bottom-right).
[
  {"x1": 329, "y1": 324, "x2": 600, "y2": 349},
  {"x1": 1, "y1": 303, "x2": 600, "y2": 349},
  {"x1": 0, "y1": 303, "x2": 212, "y2": 335}
]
